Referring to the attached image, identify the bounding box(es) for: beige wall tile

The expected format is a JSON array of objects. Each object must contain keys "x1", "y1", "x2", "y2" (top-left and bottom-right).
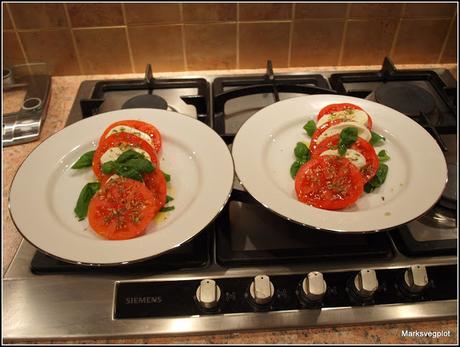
[
  {"x1": 239, "y1": 22, "x2": 290, "y2": 68},
  {"x1": 129, "y1": 25, "x2": 184, "y2": 73},
  {"x1": 9, "y1": 3, "x2": 68, "y2": 29},
  {"x1": 341, "y1": 19, "x2": 398, "y2": 65},
  {"x1": 392, "y1": 19, "x2": 451, "y2": 64},
  {"x1": 182, "y1": 4, "x2": 236, "y2": 23},
  {"x1": 19, "y1": 29, "x2": 79, "y2": 75},
  {"x1": 184, "y1": 23, "x2": 236, "y2": 70},
  {"x1": 349, "y1": 3, "x2": 403, "y2": 18},
  {"x1": 440, "y1": 16, "x2": 457, "y2": 63},
  {"x1": 404, "y1": 3, "x2": 457, "y2": 18},
  {"x1": 67, "y1": 3, "x2": 123, "y2": 27},
  {"x1": 3, "y1": 31, "x2": 26, "y2": 67},
  {"x1": 4, "y1": 4, "x2": 13, "y2": 29},
  {"x1": 295, "y1": 4, "x2": 347, "y2": 19},
  {"x1": 291, "y1": 19, "x2": 345, "y2": 67},
  {"x1": 125, "y1": 3, "x2": 181, "y2": 25},
  {"x1": 74, "y1": 28, "x2": 131, "y2": 74},
  {"x1": 239, "y1": 3, "x2": 292, "y2": 21}
]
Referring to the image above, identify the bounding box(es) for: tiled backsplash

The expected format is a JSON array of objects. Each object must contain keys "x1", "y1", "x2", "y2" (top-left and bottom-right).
[{"x1": 3, "y1": 2, "x2": 457, "y2": 75}]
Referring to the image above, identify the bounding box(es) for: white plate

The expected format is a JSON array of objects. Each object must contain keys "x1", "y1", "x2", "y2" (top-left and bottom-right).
[
  {"x1": 232, "y1": 95, "x2": 447, "y2": 233},
  {"x1": 9, "y1": 109, "x2": 234, "y2": 265}
]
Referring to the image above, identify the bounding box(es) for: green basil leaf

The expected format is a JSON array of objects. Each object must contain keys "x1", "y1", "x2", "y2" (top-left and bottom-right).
[
  {"x1": 337, "y1": 127, "x2": 358, "y2": 156},
  {"x1": 123, "y1": 158, "x2": 154, "y2": 173},
  {"x1": 294, "y1": 142, "x2": 310, "y2": 161},
  {"x1": 303, "y1": 120, "x2": 317, "y2": 137},
  {"x1": 101, "y1": 160, "x2": 117, "y2": 174},
  {"x1": 338, "y1": 143, "x2": 347, "y2": 156},
  {"x1": 116, "y1": 165, "x2": 143, "y2": 181},
  {"x1": 364, "y1": 163, "x2": 389, "y2": 193},
  {"x1": 290, "y1": 159, "x2": 307, "y2": 179},
  {"x1": 71, "y1": 150, "x2": 95, "y2": 169},
  {"x1": 74, "y1": 182, "x2": 100, "y2": 220},
  {"x1": 166, "y1": 195, "x2": 174, "y2": 204},
  {"x1": 117, "y1": 149, "x2": 145, "y2": 164},
  {"x1": 160, "y1": 206, "x2": 175, "y2": 213},
  {"x1": 162, "y1": 171, "x2": 171, "y2": 182},
  {"x1": 370, "y1": 131, "x2": 385, "y2": 146},
  {"x1": 378, "y1": 149, "x2": 390, "y2": 162}
]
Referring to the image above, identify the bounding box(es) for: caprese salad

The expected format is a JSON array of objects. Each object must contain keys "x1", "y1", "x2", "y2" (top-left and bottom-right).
[
  {"x1": 71, "y1": 120, "x2": 174, "y2": 240},
  {"x1": 289, "y1": 103, "x2": 390, "y2": 210}
]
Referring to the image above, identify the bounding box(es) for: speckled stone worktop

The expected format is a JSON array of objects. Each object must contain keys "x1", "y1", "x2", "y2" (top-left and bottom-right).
[{"x1": 3, "y1": 64, "x2": 457, "y2": 344}]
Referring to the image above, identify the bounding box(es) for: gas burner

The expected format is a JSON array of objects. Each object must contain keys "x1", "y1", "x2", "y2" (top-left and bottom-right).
[
  {"x1": 375, "y1": 82, "x2": 436, "y2": 117},
  {"x1": 121, "y1": 93, "x2": 168, "y2": 110}
]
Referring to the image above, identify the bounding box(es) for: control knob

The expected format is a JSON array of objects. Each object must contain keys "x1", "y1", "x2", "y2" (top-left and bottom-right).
[
  {"x1": 353, "y1": 269, "x2": 379, "y2": 298},
  {"x1": 300, "y1": 271, "x2": 327, "y2": 303},
  {"x1": 196, "y1": 279, "x2": 221, "y2": 309},
  {"x1": 402, "y1": 265, "x2": 428, "y2": 294},
  {"x1": 249, "y1": 275, "x2": 274, "y2": 305}
]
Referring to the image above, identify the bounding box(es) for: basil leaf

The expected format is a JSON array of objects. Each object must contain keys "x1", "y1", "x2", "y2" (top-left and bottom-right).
[
  {"x1": 364, "y1": 163, "x2": 389, "y2": 193},
  {"x1": 74, "y1": 182, "x2": 100, "y2": 220},
  {"x1": 378, "y1": 149, "x2": 390, "y2": 162},
  {"x1": 303, "y1": 120, "x2": 317, "y2": 137},
  {"x1": 294, "y1": 142, "x2": 310, "y2": 161},
  {"x1": 338, "y1": 127, "x2": 358, "y2": 156},
  {"x1": 166, "y1": 195, "x2": 174, "y2": 204},
  {"x1": 160, "y1": 206, "x2": 175, "y2": 212},
  {"x1": 116, "y1": 165, "x2": 143, "y2": 182},
  {"x1": 162, "y1": 171, "x2": 171, "y2": 182},
  {"x1": 117, "y1": 149, "x2": 145, "y2": 163},
  {"x1": 102, "y1": 161, "x2": 117, "y2": 174},
  {"x1": 71, "y1": 150, "x2": 95, "y2": 169},
  {"x1": 290, "y1": 159, "x2": 306, "y2": 179},
  {"x1": 370, "y1": 131, "x2": 385, "y2": 146},
  {"x1": 123, "y1": 158, "x2": 154, "y2": 173}
]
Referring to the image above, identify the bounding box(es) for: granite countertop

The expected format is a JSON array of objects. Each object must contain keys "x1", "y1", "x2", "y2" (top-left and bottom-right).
[{"x1": 3, "y1": 64, "x2": 457, "y2": 344}]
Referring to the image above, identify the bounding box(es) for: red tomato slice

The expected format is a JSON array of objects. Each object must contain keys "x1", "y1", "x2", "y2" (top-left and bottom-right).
[
  {"x1": 143, "y1": 167, "x2": 167, "y2": 209},
  {"x1": 312, "y1": 134, "x2": 379, "y2": 183},
  {"x1": 309, "y1": 119, "x2": 344, "y2": 153},
  {"x1": 317, "y1": 103, "x2": 372, "y2": 129},
  {"x1": 295, "y1": 155, "x2": 364, "y2": 210},
  {"x1": 100, "y1": 120, "x2": 162, "y2": 153},
  {"x1": 88, "y1": 177, "x2": 158, "y2": 240},
  {"x1": 92, "y1": 132, "x2": 159, "y2": 184}
]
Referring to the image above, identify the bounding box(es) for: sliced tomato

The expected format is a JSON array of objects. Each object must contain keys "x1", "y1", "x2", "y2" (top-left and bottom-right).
[
  {"x1": 312, "y1": 134, "x2": 379, "y2": 183},
  {"x1": 309, "y1": 119, "x2": 344, "y2": 153},
  {"x1": 88, "y1": 177, "x2": 158, "y2": 240},
  {"x1": 143, "y1": 167, "x2": 167, "y2": 209},
  {"x1": 295, "y1": 155, "x2": 364, "y2": 210},
  {"x1": 317, "y1": 103, "x2": 372, "y2": 129},
  {"x1": 92, "y1": 132, "x2": 159, "y2": 183},
  {"x1": 100, "y1": 120, "x2": 162, "y2": 153}
]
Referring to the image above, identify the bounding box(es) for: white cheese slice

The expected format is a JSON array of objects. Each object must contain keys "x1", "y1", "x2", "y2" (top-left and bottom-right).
[
  {"x1": 100, "y1": 146, "x2": 151, "y2": 164},
  {"x1": 320, "y1": 149, "x2": 366, "y2": 169},
  {"x1": 106, "y1": 126, "x2": 153, "y2": 147},
  {"x1": 316, "y1": 121, "x2": 371, "y2": 146},
  {"x1": 317, "y1": 109, "x2": 368, "y2": 128}
]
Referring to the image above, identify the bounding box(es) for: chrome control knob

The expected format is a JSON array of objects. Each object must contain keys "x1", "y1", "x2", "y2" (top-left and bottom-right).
[
  {"x1": 403, "y1": 265, "x2": 428, "y2": 294},
  {"x1": 196, "y1": 279, "x2": 221, "y2": 309},
  {"x1": 353, "y1": 269, "x2": 378, "y2": 298},
  {"x1": 249, "y1": 275, "x2": 274, "y2": 305},
  {"x1": 301, "y1": 271, "x2": 327, "y2": 302}
]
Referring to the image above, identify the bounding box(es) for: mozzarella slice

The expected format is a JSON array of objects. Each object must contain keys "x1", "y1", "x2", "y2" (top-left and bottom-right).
[
  {"x1": 106, "y1": 126, "x2": 153, "y2": 147},
  {"x1": 316, "y1": 121, "x2": 371, "y2": 146},
  {"x1": 317, "y1": 109, "x2": 368, "y2": 128},
  {"x1": 320, "y1": 149, "x2": 366, "y2": 169},
  {"x1": 100, "y1": 146, "x2": 151, "y2": 164}
]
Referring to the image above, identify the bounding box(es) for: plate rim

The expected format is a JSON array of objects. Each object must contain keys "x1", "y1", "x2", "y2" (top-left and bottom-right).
[
  {"x1": 8, "y1": 108, "x2": 234, "y2": 266},
  {"x1": 231, "y1": 94, "x2": 448, "y2": 234}
]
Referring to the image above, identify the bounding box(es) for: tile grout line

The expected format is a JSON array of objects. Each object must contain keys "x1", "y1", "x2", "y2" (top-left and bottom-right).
[
  {"x1": 337, "y1": 3, "x2": 352, "y2": 66},
  {"x1": 63, "y1": 3, "x2": 84, "y2": 75},
  {"x1": 179, "y1": 4, "x2": 188, "y2": 71},
  {"x1": 121, "y1": 4, "x2": 136, "y2": 73},
  {"x1": 287, "y1": 3, "x2": 295, "y2": 68},
  {"x1": 437, "y1": 12, "x2": 456, "y2": 63},
  {"x1": 6, "y1": 4, "x2": 30, "y2": 66},
  {"x1": 236, "y1": 3, "x2": 240, "y2": 69},
  {"x1": 389, "y1": 3, "x2": 406, "y2": 59}
]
